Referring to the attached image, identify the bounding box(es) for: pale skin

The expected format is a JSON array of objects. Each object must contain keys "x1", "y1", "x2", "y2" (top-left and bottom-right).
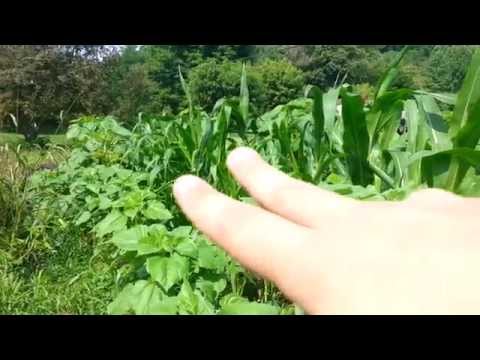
[{"x1": 173, "y1": 147, "x2": 480, "y2": 315}]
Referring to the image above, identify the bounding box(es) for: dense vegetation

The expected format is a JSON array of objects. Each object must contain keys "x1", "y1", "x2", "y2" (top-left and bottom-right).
[
  {"x1": 1, "y1": 45, "x2": 478, "y2": 136},
  {"x1": 1, "y1": 45, "x2": 480, "y2": 314}
]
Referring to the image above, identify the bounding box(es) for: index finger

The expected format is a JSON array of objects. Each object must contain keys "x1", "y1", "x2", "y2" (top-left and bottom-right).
[{"x1": 172, "y1": 175, "x2": 319, "y2": 298}]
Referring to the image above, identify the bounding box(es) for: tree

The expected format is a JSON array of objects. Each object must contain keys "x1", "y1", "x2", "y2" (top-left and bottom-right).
[
  {"x1": 428, "y1": 46, "x2": 479, "y2": 92},
  {"x1": 188, "y1": 59, "x2": 265, "y2": 114},
  {"x1": 275, "y1": 45, "x2": 385, "y2": 90},
  {"x1": 0, "y1": 45, "x2": 117, "y2": 141},
  {"x1": 113, "y1": 63, "x2": 156, "y2": 122},
  {"x1": 255, "y1": 59, "x2": 305, "y2": 109},
  {"x1": 134, "y1": 45, "x2": 256, "y2": 114}
]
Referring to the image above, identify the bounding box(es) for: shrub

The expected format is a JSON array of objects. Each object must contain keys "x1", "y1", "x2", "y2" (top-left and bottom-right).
[
  {"x1": 428, "y1": 46, "x2": 478, "y2": 92},
  {"x1": 255, "y1": 59, "x2": 305, "y2": 110},
  {"x1": 188, "y1": 59, "x2": 265, "y2": 115},
  {"x1": 188, "y1": 59, "x2": 305, "y2": 116}
]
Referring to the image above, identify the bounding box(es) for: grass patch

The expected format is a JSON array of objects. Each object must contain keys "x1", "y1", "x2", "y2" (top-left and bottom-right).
[
  {"x1": 0, "y1": 132, "x2": 68, "y2": 146},
  {"x1": 0, "y1": 250, "x2": 115, "y2": 315}
]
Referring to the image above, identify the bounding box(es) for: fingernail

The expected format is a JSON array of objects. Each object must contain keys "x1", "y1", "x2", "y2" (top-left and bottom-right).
[
  {"x1": 173, "y1": 175, "x2": 201, "y2": 201},
  {"x1": 227, "y1": 147, "x2": 258, "y2": 169}
]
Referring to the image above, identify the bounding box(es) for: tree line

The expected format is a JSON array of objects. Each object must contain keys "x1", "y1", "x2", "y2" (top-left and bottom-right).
[{"x1": 0, "y1": 45, "x2": 477, "y2": 141}]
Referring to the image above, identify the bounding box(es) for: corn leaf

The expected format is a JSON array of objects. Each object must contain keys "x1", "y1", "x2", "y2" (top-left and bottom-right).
[
  {"x1": 239, "y1": 63, "x2": 249, "y2": 127},
  {"x1": 342, "y1": 92, "x2": 373, "y2": 186},
  {"x1": 374, "y1": 46, "x2": 409, "y2": 100},
  {"x1": 449, "y1": 48, "x2": 480, "y2": 137},
  {"x1": 415, "y1": 94, "x2": 451, "y2": 152}
]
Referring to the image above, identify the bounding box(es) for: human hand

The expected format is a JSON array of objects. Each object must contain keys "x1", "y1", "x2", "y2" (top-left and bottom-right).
[{"x1": 173, "y1": 147, "x2": 480, "y2": 314}]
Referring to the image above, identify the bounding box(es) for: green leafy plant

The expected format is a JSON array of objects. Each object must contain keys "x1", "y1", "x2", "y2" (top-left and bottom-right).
[{"x1": 9, "y1": 46, "x2": 480, "y2": 315}]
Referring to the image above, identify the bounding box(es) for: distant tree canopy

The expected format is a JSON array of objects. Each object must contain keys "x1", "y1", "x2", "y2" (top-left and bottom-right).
[
  {"x1": 0, "y1": 45, "x2": 116, "y2": 139},
  {"x1": 109, "y1": 45, "x2": 256, "y2": 118},
  {"x1": 428, "y1": 45, "x2": 478, "y2": 92},
  {"x1": 0, "y1": 44, "x2": 478, "y2": 140}
]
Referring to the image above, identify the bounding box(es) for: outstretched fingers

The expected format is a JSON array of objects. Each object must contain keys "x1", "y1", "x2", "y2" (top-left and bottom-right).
[
  {"x1": 226, "y1": 147, "x2": 358, "y2": 228},
  {"x1": 172, "y1": 174, "x2": 324, "y2": 305}
]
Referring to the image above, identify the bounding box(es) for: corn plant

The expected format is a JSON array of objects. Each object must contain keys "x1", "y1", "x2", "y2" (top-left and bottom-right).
[{"x1": 21, "y1": 47, "x2": 480, "y2": 315}]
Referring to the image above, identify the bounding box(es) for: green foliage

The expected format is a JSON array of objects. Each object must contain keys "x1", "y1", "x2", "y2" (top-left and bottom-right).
[
  {"x1": 279, "y1": 45, "x2": 385, "y2": 89},
  {"x1": 428, "y1": 46, "x2": 479, "y2": 93},
  {"x1": 0, "y1": 45, "x2": 116, "y2": 139},
  {"x1": 3, "y1": 45, "x2": 480, "y2": 315},
  {"x1": 188, "y1": 59, "x2": 265, "y2": 114},
  {"x1": 112, "y1": 63, "x2": 156, "y2": 122},
  {"x1": 121, "y1": 46, "x2": 256, "y2": 115},
  {"x1": 254, "y1": 59, "x2": 305, "y2": 110},
  {"x1": 188, "y1": 58, "x2": 304, "y2": 116}
]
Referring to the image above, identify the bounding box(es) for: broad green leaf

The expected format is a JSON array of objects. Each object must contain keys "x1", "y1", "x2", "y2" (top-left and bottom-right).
[
  {"x1": 177, "y1": 278, "x2": 215, "y2": 315},
  {"x1": 107, "y1": 280, "x2": 166, "y2": 315},
  {"x1": 115, "y1": 168, "x2": 134, "y2": 180},
  {"x1": 305, "y1": 85, "x2": 324, "y2": 158},
  {"x1": 239, "y1": 63, "x2": 249, "y2": 127},
  {"x1": 104, "y1": 184, "x2": 121, "y2": 195},
  {"x1": 156, "y1": 224, "x2": 182, "y2": 250},
  {"x1": 111, "y1": 224, "x2": 174, "y2": 255},
  {"x1": 196, "y1": 278, "x2": 227, "y2": 303},
  {"x1": 405, "y1": 100, "x2": 426, "y2": 154},
  {"x1": 170, "y1": 226, "x2": 192, "y2": 239},
  {"x1": 456, "y1": 170, "x2": 480, "y2": 197},
  {"x1": 194, "y1": 290, "x2": 215, "y2": 314},
  {"x1": 146, "y1": 296, "x2": 178, "y2": 315},
  {"x1": 219, "y1": 302, "x2": 280, "y2": 315},
  {"x1": 177, "y1": 281, "x2": 198, "y2": 314},
  {"x1": 143, "y1": 201, "x2": 172, "y2": 221},
  {"x1": 416, "y1": 94, "x2": 451, "y2": 152},
  {"x1": 178, "y1": 66, "x2": 193, "y2": 121},
  {"x1": 448, "y1": 101, "x2": 480, "y2": 190},
  {"x1": 108, "y1": 283, "x2": 136, "y2": 315},
  {"x1": 175, "y1": 238, "x2": 198, "y2": 258},
  {"x1": 325, "y1": 173, "x2": 348, "y2": 185},
  {"x1": 97, "y1": 165, "x2": 117, "y2": 180},
  {"x1": 138, "y1": 224, "x2": 173, "y2": 255},
  {"x1": 377, "y1": 100, "x2": 404, "y2": 150},
  {"x1": 75, "y1": 211, "x2": 91, "y2": 226},
  {"x1": 146, "y1": 253, "x2": 189, "y2": 292},
  {"x1": 323, "y1": 87, "x2": 341, "y2": 138},
  {"x1": 98, "y1": 195, "x2": 112, "y2": 210},
  {"x1": 119, "y1": 190, "x2": 144, "y2": 209},
  {"x1": 85, "y1": 196, "x2": 99, "y2": 211},
  {"x1": 449, "y1": 48, "x2": 480, "y2": 137},
  {"x1": 415, "y1": 91, "x2": 457, "y2": 106},
  {"x1": 454, "y1": 101, "x2": 480, "y2": 149},
  {"x1": 197, "y1": 243, "x2": 228, "y2": 272},
  {"x1": 368, "y1": 89, "x2": 414, "y2": 145},
  {"x1": 66, "y1": 124, "x2": 81, "y2": 140},
  {"x1": 305, "y1": 86, "x2": 324, "y2": 134},
  {"x1": 111, "y1": 225, "x2": 149, "y2": 252},
  {"x1": 219, "y1": 294, "x2": 249, "y2": 308},
  {"x1": 111, "y1": 125, "x2": 132, "y2": 137},
  {"x1": 86, "y1": 183, "x2": 100, "y2": 194},
  {"x1": 375, "y1": 46, "x2": 409, "y2": 100},
  {"x1": 410, "y1": 148, "x2": 480, "y2": 189},
  {"x1": 404, "y1": 100, "x2": 428, "y2": 185},
  {"x1": 123, "y1": 207, "x2": 140, "y2": 219},
  {"x1": 94, "y1": 210, "x2": 127, "y2": 238},
  {"x1": 372, "y1": 89, "x2": 414, "y2": 113},
  {"x1": 341, "y1": 92, "x2": 373, "y2": 186},
  {"x1": 131, "y1": 282, "x2": 165, "y2": 315},
  {"x1": 388, "y1": 150, "x2": 410, "y2": 187},
  {"x1": 445, "y1": 50, "x2": 480, "y2": 191}
]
